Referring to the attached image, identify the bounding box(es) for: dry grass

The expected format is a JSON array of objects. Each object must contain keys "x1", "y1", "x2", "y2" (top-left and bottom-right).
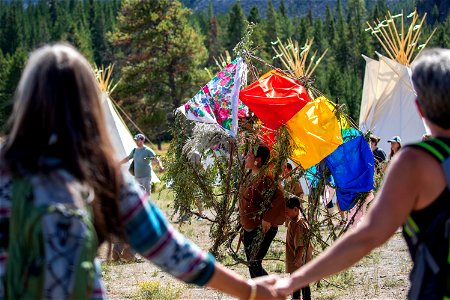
[
  {"x1": 102, "y1": 145, "x2": 411, "y2": 299},
  {"x1": 100, "y1": 183, "x2": 411, "y2": 299}
]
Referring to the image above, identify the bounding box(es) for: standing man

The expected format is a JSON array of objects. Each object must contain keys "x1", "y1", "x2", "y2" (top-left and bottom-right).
[
  {"x1": 369, "y1": 134, "x2": 387, "y2": 174},
  {"x1": 239, "y1": 145, "x2": 286, "y2": 278},
  {"x1": 122, "y1": 133, "x2": 164, "y2": 194}
]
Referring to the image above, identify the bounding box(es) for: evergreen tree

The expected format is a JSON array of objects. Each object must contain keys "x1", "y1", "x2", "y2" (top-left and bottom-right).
[
  {"x1": 278, "y1": 0, "x2": 293, "y2": 39},
  {"x1": 430, "y1": 14, "x2": 450, "y2": 48},
  {"x1": 347, "y1": 0, "x2": 368, "y2": 73},
  {"x1": 279, "y1": 0, "x2": 287, "y2": 18},
  {"x1": 89, "y1": 0, "x2": 108, "y2": 65},
  {"x1": 226, "y1": 2, "x2": 246, "y2": 51},
  {"x1": 0, "y1": 2, "x2": 20, "y2": 54},
  {"x1": 48, "y1": 0, "x2": 71, "y2": 40},
  {"x1": 334, "y1": 0, "x2": 350, "y2": 70},
  {"x1": 67, "y1": 22, "x2": 94, "y2": 63},
  {"x1": 313, "y1": 18, "x2": 327, "y2": 53},
  {"x1": 372, "y1": 0, "x2": 388, "y2": 20},
  {"x1": 0, "y1": 47, "x2": 26, "y2": 129},
  {"x1": 264, "y1": 0, "x2": 279, "y2": 53},
  {"x1": 247, "y1": 6, "x2": 266, "y2": 58},
  {"x1": 206, "y1": 14, "x2": 222, "y2": 65},
  {"x1": 248, "y1": 5, "x2": 261, "y2": 24},
  {"x1": 325, "y1": 5, "x2": 336, "y2": 47},
  {"x1": 110, "y1": 0, "x2": 207, "y2": 145},
  {"x1": 431, "y1": 4, "x2": 439, "y2": 25}
]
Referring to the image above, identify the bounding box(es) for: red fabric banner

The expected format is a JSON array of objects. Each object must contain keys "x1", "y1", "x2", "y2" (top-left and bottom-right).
[{"x1": 239, "y1": 70, "x2": 310, "y2": 130}]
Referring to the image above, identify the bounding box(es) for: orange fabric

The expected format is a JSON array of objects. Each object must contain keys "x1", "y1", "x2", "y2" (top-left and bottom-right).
[
  {"x1": 286, "y1": 97, "x2": 343, "y2": 169},
  {"x1": 239, "y1": 70, "x2": 310, "y2": 130}
]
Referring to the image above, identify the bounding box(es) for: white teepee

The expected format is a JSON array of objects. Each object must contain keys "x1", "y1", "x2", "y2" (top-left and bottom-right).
[
  {"x1": 359, "y1": 54, "x2": 426, "y2": 152},
  {"x1": 360, "y1": 11, "x2": 435, "y2": 151},
  {"x1": 101, "y1": 93, "x2": 160, "y2": 183}
]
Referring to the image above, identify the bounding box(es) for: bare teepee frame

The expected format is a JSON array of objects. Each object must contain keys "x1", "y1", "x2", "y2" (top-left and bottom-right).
[
  {"x1": 272, "y1": 37, "x2": 328, "y2": 79},
  {"x1": 366, "y1": 10, "x2": 436, "y2": 66},
  {"x1": 93, "y1": 64, "x2": 120, "y2": 94}
]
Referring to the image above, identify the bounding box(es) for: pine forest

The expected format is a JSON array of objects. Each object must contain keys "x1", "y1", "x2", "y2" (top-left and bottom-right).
[{"x1": 0, "y1": 0, "x2": 449, "y2": 145}]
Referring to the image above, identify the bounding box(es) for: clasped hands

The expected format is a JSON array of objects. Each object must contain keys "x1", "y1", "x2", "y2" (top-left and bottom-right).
[{"x1": 247, "y1": 275, "x2": 298, "y2": 299}]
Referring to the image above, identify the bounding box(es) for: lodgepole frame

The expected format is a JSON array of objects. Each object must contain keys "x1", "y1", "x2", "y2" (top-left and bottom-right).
[{"x1": 365, "y1": 10, "x2": 436, "y2": 66}]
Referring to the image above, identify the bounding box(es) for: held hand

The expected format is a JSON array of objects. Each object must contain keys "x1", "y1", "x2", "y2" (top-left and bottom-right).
[
  {"x1": 273, "y1": 277, "x2": 294, "y2": 298},
  {"x1": 261, "y1": 220, "x2": 271, "y2": 233},
  {"x1": 251, "y1": 275, "x2": 285, "y2": 300}
]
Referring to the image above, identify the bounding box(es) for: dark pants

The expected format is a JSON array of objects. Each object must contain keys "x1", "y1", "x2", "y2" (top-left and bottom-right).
[
  {"x1": 293, "y1": 285, "x2": 311, "y2": 300},
  {"x1": 243, "y1": 226, "x2": 278, "y2": 278}
]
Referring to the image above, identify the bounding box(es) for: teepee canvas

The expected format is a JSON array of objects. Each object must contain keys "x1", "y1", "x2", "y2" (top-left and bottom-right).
[
  {"x1": 360, "y1": 10, "x2": 435, "y2": 151},
  {"x1": 359, "y1": 54, "x2": 425, "y2": 151},
  {"x1": 101, "y1": 93, "x2": 160, "y2": 183}
]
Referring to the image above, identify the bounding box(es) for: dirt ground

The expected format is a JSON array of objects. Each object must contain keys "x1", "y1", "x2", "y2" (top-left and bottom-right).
[{"x1": 99, "y1": 213, "x2": 411, "y2": 300}]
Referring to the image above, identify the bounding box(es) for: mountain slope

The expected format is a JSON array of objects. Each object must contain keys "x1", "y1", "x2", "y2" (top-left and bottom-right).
[{"x1": 181, "y1": 0, "x2": 403, "y2": 17}]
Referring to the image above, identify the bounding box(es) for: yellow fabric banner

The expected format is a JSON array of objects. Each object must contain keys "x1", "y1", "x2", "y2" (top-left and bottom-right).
[{"x1": 287, "y1": 97, "x2": 343, "y2": 169}]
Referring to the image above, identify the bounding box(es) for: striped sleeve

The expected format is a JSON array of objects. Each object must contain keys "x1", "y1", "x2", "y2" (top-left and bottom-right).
[
  {"x1": 0, "y1": 173, "x2": 12, "y2": 300},
  {"x1": 118, "y1": 173, "x2": 215, "y2": 286}
]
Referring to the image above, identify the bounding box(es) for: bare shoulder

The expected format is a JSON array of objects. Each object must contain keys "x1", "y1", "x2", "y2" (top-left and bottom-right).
[
  {"x1": 388, "y1": 146, "x2": 446, "y2": 210},
  {"x1": 395, "y1": 146, "x2": 443, "y2": 178}
]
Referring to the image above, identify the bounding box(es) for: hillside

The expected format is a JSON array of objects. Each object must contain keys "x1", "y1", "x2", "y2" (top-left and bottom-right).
[{"x1": 181, "y1": 0, "x2": 403, "y2": 17}]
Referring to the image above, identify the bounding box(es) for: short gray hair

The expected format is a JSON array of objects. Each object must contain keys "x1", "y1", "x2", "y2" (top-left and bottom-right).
[{"x1": 412, "y1": 48, "x2": 450, "y2": 129}]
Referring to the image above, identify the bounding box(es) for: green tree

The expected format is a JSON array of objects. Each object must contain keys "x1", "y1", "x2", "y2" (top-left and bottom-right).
[
  {"x1": 227, "y1": 2, "x2": 247, "y2": 51},
  {"x1": 206, "y1": 13, "x2": 223, "y2": 65},
  {"x1": 0, "y1": 2, "x2": 21, "y2": 54},
  {"x1": 0, "y1": 47, "x2": 27, "y2": 129},
  {"x1": 334, "y1": 0, "x2": 350, "y2": 70},
  {"x1": 247, "y1": 5, "x2": 261, "y2": 24},
  {"x1": 264, "y1": 0, "x2": 279, "y2": 53},
  {"x1": 278, "y1": 0, "x2": 293, "y2": 39},
  {"x1": 430, "y1": 15, "x2": 450, "y2": 48},
  {"x1": 246, "y1": 6, "x2": 266, "y2": 58},
  {"x1": 88, "y1": 0, "x2": 108, "y2": 65},
  {"x1": 110, "y1": 0, "x2": 207, "y2": 146},
  {"x1": 371, "y1": 0, "x2": 388, "y2": 20},
  {"x1": 324, "y1": 5, "x2": 336, "y2": 47}
]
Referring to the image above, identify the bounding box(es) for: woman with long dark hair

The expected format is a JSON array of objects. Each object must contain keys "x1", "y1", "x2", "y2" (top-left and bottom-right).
[{"x1": 0, "y1": 43, "x2": 281, "y2": 300}]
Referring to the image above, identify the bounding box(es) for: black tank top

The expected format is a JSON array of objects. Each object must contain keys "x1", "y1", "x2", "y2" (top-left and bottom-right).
[{"x1": 402, "y1": 140, "x2": 450, "y2": 299}]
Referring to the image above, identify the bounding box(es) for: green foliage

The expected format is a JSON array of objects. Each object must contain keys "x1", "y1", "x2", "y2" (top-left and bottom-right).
[
  {"x1": 227, "y1": 2, "x2": 247, "y2": 51},
  {"x1": 164, "y1": 115, "x2": 240, "y2": 256},
  {"x1": 133, "y1": 280, "x2": 183, "y2": 300},
  {"x1": 0, "y1": 0, "x2": 120, "y2": 133},
  {"x1": 110, "y1": 0, "x2": 208, "y2": 143},
  {"x1": 0, "y1": 47, "x2": 26, "y2": 130},
  {"x1": 206, "y1": 15, "x2": 223, "y2": 66},
  {"x1": 247, "y1": 5, "x2": 261, "y2": 24},
  {"x1": 0, "y1": 0, "x2": 450, "y2": 138},
  {"x1": 264, "y1": 0, "x2": 279, "y2": 53}
]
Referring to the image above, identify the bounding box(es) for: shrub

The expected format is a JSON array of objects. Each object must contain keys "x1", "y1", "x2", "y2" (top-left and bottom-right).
[{"x1": 133, "y1": 280, "x2": 183, "y2": 300}]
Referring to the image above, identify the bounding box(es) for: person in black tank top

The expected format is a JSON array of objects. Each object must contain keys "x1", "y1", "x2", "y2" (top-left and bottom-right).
[
  {"x1": 274, "y1": 49, "x2": 450, "y2": 300},
  {"x1": 402, "y1": 138, "x2": 450, "y2": 299}
]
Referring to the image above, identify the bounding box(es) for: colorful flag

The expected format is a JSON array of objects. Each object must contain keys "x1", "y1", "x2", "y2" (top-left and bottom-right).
[{"x1": 179, "y1": 57, "x2": 248, "y2": 137}]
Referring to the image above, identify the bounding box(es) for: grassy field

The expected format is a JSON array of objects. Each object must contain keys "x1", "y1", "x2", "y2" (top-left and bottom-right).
[
  {"x1": 100, "y1": 141, "x2": 411, "y2": 299},
  {"x1": 100, "y1": 185, "x2": 411, "y2": 300}
]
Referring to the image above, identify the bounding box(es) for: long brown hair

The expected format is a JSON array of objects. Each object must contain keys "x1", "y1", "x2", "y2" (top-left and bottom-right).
[{"x1": 0, "y1": 43, "x2": 124, "y2": 242}]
